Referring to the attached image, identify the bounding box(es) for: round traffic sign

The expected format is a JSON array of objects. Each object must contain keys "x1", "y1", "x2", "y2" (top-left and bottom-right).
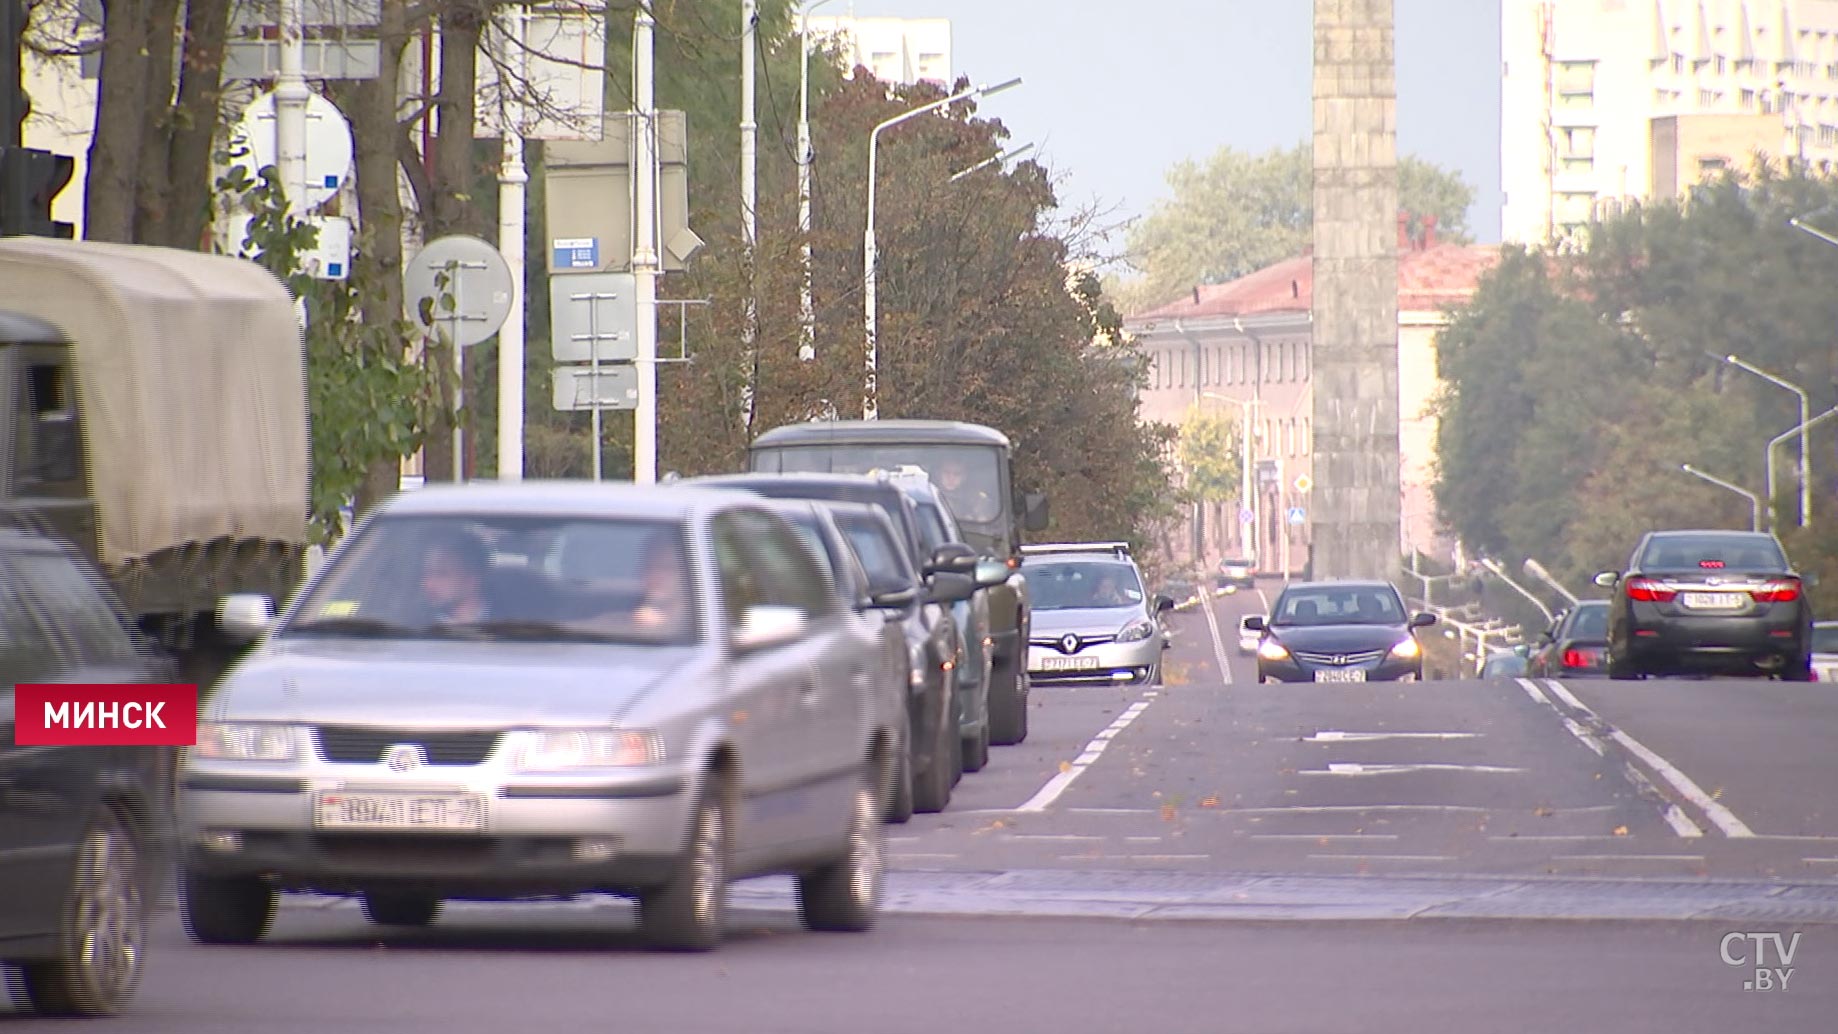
[
  {"x1": 234, "y1": 89, "x2": 355, "y2": 210},
  {"x1": 404, "y1": 235, "x2": 515, "y2": 348}
]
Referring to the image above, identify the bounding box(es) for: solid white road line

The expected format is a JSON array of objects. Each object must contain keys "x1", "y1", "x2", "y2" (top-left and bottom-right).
[
  {"x1": 1013, "y1": 698, "x2": 1155, "y2": 813},
  {"x1": 1250, "y1": 833, "x2": 1401, "y2": 840},
  {"x1": 1305, "y1": 731, "x2": 1480, "y2": 743},
  {"x1": 1198, "y1": 588, "x2": 1234, "y2": 685},
  {"x1": 1308, "y1": 762, "x2": 1527, "y2": 775},
  {"x1": 1307, "y1": 854, "x2": 1456, "y2": 862},
  {"x1": 1554, "y1": 854, "x2": 1706, "y2": 861},
  {"x1": 1008, "y1": 834, "x2": 1103, "y2": 841},
  {"x1": 1519, "y1": 678, "x2": 1706, "y2": 837},
  {"x1": 1542, "y1": 679, "x2": 1754, "y2": 839}
]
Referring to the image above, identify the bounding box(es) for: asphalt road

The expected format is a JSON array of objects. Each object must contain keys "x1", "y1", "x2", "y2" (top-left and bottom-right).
[{"x1": 7, "y1": 581, "x2": 1836, "y2": 1029}]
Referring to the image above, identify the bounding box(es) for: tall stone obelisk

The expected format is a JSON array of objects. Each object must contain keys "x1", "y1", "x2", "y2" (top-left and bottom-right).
[{"x1": 1310, "y1": 0, "x2": 1401, "y2": 581}]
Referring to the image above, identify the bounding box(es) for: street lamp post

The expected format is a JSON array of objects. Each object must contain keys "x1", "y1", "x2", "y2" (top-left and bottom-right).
[
  {"x1": 1522, "y1": 557, "x2": 1579, "y2": 606},
  {"x1": 1203, "y1": 391, "x2": 1259, "y2": 565},
  {"x1": 1768, "y1": 404, "x2": 1838, "y2": 529},
  {"x1": 1479, "y1": 557, "x2": 1555, "y2": 623},
  {"x1": 864, "y1": 77, "x2": 1021, "y2": 420},
  {"x1": 1677, "y1": 463, "x2": 1761, "y2": 531},
  {"x1": 1722, "y1": 353, "x2": 1810, "y2": 528},
  {"x1": 795, "y1": 0, "x2": 839, "y2": 362},
  {"x1": 947, "y1": 142, "x2": 1034, "y2": 183}
]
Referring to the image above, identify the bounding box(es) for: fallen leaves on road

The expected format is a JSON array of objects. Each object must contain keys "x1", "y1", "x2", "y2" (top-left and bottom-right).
[
  {"x1": 1201, "y1": 795, "x2": 1220, "y2": 808},
  {"x1": 1613, "y1": 825, "x2": 1629, "y2": 836},
  {"x1": 1534, "y1": 806, "x2": 1555, "y2": 817},
  {"x1": 1711, "y1": 787, "x2": 1726, "y2": 800},
  {"x1": 1059, "y1": 761, "x2": 1072, "y2": 773},
  {"x1": 1161, "y1": 804, "x2": 1178, "y2": 822}
]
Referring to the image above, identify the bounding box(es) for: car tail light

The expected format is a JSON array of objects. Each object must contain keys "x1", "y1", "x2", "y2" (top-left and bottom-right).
[
  {"x1": 1625, "y1": 577, "x2": 1676, "y2": 602},
  {"x1": 1563, "y1": 648, "x2": 1600, "y2": 668},
  {"x1": 1751, "y1": 579, "x2": 1801, "y2": 603}
]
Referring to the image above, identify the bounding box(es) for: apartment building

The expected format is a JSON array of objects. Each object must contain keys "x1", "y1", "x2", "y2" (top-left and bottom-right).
[
  {"x1": 805, "y1": 15, "x2": 951, "y2": 87},
  {"x1": 1502, "y1": 0, "x2": 1838, "y2": 245}
]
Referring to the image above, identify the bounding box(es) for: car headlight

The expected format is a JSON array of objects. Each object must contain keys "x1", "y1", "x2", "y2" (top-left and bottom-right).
[
  {"x1": 1391, "y1": 638, "x2": 1422, "y2": 659},
  {"x1": 1117, "y1": 617, "x2": 1156, "y2": 643},
  {"x1": 192, "y1": 722, "x2": 300, "y2": 762},
  {"x1": 1258, "y1": 639, "x2": 1290, "y2": 661},
  {"x1": 516, "y1": 729, "x2": 665, "y2": 771}
]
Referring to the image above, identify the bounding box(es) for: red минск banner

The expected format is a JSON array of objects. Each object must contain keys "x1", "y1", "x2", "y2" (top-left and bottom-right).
[{"x1": 13, "y1": 684, "x2": 199, "y2": 746}]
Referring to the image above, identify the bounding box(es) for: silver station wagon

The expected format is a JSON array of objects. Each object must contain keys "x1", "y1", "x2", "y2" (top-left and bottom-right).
[{"x1": 178, "y1": 482, "x2": 886, "y2": 951}]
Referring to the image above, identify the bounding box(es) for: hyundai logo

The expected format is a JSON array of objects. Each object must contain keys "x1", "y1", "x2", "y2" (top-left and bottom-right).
[
  {"x1": 382, "y1": 743, "x2": 429, "y2": 772},
  {"x1": 1059, "y1": 634, "x2": 1081, "y2": 654},
  {"x1": 1332, "y1": 655, "x2": 1348, "y2": 666}
]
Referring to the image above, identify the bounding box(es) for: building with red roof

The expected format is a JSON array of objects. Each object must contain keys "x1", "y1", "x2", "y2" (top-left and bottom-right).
[{"x1": 1122, "y1": 216, "x2": 1502, "y2": 573}]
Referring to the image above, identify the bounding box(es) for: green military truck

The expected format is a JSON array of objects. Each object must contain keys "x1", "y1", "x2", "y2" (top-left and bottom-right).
[
  {"x1": 0, "y1": 237, "x2": 311, "y2": 685},
  {"x1": 747, "y1": 419, "x2": 1049, "y2": 745}
]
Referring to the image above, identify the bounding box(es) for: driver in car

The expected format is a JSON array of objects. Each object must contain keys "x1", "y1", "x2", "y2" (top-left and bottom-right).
[
  {"x1": 630, "y1": 535, "x2": 693, "y2": 634},
  {"x1": 419, "y1": 531, "x2": 493, "y2": 624}
]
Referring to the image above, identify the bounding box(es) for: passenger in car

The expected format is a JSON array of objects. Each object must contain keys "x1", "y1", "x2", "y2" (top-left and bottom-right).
[{"x1": 632, "y1": 538, "x2": 693, "y2": 634}]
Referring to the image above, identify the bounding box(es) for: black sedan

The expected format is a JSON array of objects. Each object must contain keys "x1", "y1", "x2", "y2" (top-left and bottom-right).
[
  {"x1": 1245, "y1": 580, "x2": 1437, "y2": 683},
  {"x1": 1595, "y1": 529, "x2": 1815, "y2": 680},
  {"x1": 1527, "y1": 600, "x2": 1610, "y2": 679}
]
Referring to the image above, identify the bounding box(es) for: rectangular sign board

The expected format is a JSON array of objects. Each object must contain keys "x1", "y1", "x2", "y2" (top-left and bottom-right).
[
  {"x1": 553, "y1": 364, "x2": 639, "y2": 412},
  {"x1": 551, "y1": 238, "x2": 600, "y2": 269},
  {"x1": 549, "y1": 272, "x2": 637, "y2": 362}
]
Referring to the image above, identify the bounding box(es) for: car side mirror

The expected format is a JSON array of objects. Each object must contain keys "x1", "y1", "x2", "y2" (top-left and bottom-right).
[
  {"x1": 734, "y1": 604, "x2": 807, "y2": 652},
  {"x1": 1023, "y1": 492, "x2": 1050, "y2": 532},
  {"x1": 925, "y1": 542, "x2": 978, "y2": 576},
  {"x1": 1409, "y1": 612, "x2": 1438, "y2": 628},
  {"x1": 926, "y1": 571, "x2": 977, "y2": 605},
  {"x1": 973, "y1": 558, "x2": 1010, "y2": 588},
  {"x1": 1593, "y1": 571, "x2": 1620, "y2": 588},
  {"x1": 1243, "y1": 615, "x2": 1266, "y2": 631},
  {"x1": 1154, "y1": 594, "x2": 1175, "y2": 613},
  {"x1": 868, "y1": 584, "x2": 921, "y2": 611},
  {"x1": 218, "y1": 593, "x2": 277, "y2": 643}
]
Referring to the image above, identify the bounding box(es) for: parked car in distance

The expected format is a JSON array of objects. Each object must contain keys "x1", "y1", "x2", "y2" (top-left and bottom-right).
[
  {"x1": 1023, "y1": 545, "x2": 1173, "y2": 687},
  {"x1": 1217, "y1": 557, "x2": 1256, "y2": 592},
  {"x1": 0, "y1": 524, "x2": 178, "y2": 1017},
  {"x1": 1246, "y1": 581, "x2": 1437, "y2": 683},
  {"x1": 180, "y1": 482, "x2": 886, "y2": 952},
  {"x1": 1596, "y1": 529, "x2": 1814, "y2": 680},
  {"x1": 1528, "y1": 601, "x2": 1610, "y2": 679}
]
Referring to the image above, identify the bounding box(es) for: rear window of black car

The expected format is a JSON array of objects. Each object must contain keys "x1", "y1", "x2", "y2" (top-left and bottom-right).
[{"x1": 1638, "y1": 534, "x2": 1788, "y2": 573}]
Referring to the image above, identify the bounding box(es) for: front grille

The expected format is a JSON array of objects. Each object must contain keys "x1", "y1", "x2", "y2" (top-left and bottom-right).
[
  {"x1": 1030, "y1": 634, "x2": 1118, "y2": 652},
  {"x1": 315, "y1": 727, "x2": 501, "y2": 766},
  {"x1": 1293, "y1": 649, "x2": 1387, "y2": 666}
]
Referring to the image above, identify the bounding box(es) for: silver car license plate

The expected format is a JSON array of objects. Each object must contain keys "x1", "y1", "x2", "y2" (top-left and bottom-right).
[
  {"x1": 314, "y1": 792, "x2": 484, "y2": 832},
  {"x1": 1039, "y1": 656, "x2": 1100, "y2": 672}
]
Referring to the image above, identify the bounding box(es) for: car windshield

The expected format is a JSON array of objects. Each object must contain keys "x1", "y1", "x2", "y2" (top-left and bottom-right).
[
  {"x1": 1813, "y1": 625, "x2": 1838, "y2": 653},
  {"x1": 1567, "y1": 604, "x2": 1609, "y2": 638},
  {"x1": 758, "y1": 443, "x2": 1004, "y2": 526},
  {"x1": 1028, "y1": 561, "x2": 1145, "y2": 610},
  {"x1": 1272, "y1": 586, "x2": 1406, "y2": 626},
  {"x1": 1638, "y1": 533, "x2": 1788, "y2": 573},
  {"x1": 285, "y1": 513, "x2": 700, "y2": 645}
]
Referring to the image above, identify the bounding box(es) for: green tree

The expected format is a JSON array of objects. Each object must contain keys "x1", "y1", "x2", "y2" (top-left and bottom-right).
[
  {"x1": 1432, "y1": 160, "x2": 1838, "y2": 590},
  {"x1": 1120, "y1": 142, "x2": 1476, "y2": 310},
  {"x1": 1176, "y1": 406, "x2": 1241, "y2": 503}
]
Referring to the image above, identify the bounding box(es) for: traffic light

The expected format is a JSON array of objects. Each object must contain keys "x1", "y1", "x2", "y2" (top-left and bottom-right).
[{"x1": 0, "y1": 145, "x2": 75, "y2": 238}]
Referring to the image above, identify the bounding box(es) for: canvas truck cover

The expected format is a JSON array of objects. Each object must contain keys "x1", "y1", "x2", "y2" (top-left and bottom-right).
[{"x1": 0, "y1": 237, "x2": 310, "y2": 569}]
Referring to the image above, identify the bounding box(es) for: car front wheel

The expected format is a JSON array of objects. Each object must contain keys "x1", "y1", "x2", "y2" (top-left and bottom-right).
[
  {"x1": 19, "y1": 807, "x2": 147, "y2": 1016},
  {"x1": 639, "y1": 775, "x2": 729, "y2": 952}
]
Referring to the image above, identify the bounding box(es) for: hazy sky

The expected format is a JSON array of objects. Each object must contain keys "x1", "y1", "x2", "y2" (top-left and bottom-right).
[{"x1": 834, "y1": 0, "x2": 1503, "y2": 247}]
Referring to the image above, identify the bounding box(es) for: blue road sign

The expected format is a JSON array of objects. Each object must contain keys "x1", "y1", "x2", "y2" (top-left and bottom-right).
[
  {"x1": 1239, "y1": 508, "x2": 1255, "y2": 523},
  {"x1": 551, "y1": 237, "x2": 600, "y2": 269},
  {"x1": 1287, "y1": 506, "x2": 1306, "y2": 525}
]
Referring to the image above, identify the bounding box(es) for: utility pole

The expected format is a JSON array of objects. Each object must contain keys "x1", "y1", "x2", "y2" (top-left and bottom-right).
[
  {"x1": 632, "y1": 6, "x2": 660, "y2": 484},
  {"x1": 496, "y1": 4, "x2": 529, "y2": 481},
  {"x1": 275, "y1": 0, "x2": 309, "y2": 215},
  {"x1": 739, "y1": 0, "x2": 758, "y2": 433},
  {"x1": 796, "y1": 0, "x2": 837, "y2": 362},
  {"x1": 3, "y1": 0, "x2": 24, "y2": 148}
]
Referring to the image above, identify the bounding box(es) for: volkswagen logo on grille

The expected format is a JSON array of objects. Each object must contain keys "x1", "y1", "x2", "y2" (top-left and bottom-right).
[
  {"x1": 382, "y1": 743, "x2": 428, "y2": 772},
  {"x1": 1059, "y1": 634, "x2": 1081, "y2": 654}
]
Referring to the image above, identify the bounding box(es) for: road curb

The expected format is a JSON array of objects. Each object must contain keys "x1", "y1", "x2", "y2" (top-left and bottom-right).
[{"x1": 274, "y1": 868, "x2": 1838, "y2": 924}]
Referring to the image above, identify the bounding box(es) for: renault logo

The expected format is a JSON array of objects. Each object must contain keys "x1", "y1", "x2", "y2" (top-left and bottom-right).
[
  {"x1": 382, "y1": 743, "x2": 429, "y2": 772},
  {"x1": 1059, "y1": 634, "x2": 1081, "y2": 654}
]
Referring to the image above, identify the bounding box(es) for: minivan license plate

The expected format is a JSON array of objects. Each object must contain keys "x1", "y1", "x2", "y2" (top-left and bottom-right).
[
  {"x1": 1314, "y1": 669, "x2": 1367, "y2": 683},
  {"x1": 314, "y1": 792, "x2": 484, "y2": 832}
]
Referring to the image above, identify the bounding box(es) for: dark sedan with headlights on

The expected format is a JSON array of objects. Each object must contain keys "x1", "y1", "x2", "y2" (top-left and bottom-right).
[
  {"x1": 1596, "y1": 529, "x2": 1815, "y2": 681},
  {"x1": 1245, "y1": 581, "x2": 1437, "y2": 683}
]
